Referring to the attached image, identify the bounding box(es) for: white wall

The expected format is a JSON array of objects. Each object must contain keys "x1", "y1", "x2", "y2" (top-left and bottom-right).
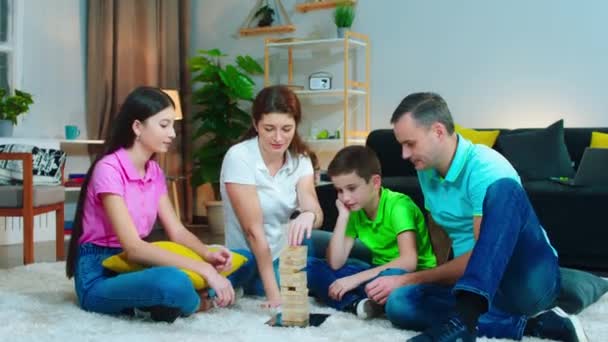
[
  {"x1": 14, "y1": 0, "x2": 87, "y2": 138},
  {"x1": 191, "y1": 0, "x2": 608, "y2": 129},
  {"x1": 10, "y1": 0, "x2": 88, "y2": 226}
]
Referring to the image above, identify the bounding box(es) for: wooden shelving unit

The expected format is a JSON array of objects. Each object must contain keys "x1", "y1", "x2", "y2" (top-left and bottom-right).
[
  {"x1": 264, "y1": 31, "x2": 370, "y2": 158},
  {"x1": 296, "y1": 0, "x2": 356, "y2": 13},
  {"x1": 239, "y1": 24, "x2": 296, "y2": 37}
]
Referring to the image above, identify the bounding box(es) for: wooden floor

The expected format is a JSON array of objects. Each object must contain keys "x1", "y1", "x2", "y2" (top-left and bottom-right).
[{"x1": 0, "y1": 225, "x2": 224, "y2": 269}]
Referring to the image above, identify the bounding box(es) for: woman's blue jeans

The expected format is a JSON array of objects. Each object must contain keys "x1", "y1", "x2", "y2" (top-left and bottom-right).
[
  {"x1": 238, "y1": 236, "x2": 317, "y2": 296},
  {"x1": 385, "y1": 178, "x2": 560, "y2": 340},
  {"x1": 74, "y1": 244, "x2": 256, "y2": 317}
]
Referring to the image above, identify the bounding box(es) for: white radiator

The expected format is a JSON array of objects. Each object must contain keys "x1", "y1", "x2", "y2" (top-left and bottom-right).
[
  {"x1": 0, "y1": 138, "x2": 61, "y2": 246},
  {"x1": 0, "y1": 215, "x2": 58, "y2": 245}
]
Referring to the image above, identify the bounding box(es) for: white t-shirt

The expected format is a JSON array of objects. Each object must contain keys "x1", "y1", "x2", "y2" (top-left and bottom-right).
[{"x1": 220, "y1": 137, "x2": 314, "y2": 260}]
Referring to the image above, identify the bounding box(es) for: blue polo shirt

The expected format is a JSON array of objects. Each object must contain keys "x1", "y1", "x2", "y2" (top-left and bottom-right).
[{"x1": 418, "y1": 135, "x2": 521, "y2": 257}]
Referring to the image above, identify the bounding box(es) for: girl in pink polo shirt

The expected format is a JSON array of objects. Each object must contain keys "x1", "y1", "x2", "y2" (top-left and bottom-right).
[{"x1": 65, "y1": 87, "x2": 253, "y2": 323}]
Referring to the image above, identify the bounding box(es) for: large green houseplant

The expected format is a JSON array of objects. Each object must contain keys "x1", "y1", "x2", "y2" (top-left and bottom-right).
[
  {"x1": 189, "y1": 49, "x2": 263, "y2": 196},
  {"x1": 0, "y1": 88, "x2": 34, "y2": 137}
]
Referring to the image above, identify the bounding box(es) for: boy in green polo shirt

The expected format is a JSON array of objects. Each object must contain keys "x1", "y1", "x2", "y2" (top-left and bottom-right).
[{"x1": 306, "y1": 145, "x2": 436, "y2": 319}]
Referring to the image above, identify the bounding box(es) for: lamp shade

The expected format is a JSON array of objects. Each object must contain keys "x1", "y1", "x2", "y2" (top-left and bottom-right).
[{"x1": 161, "y1": 89, "x2": 183, "y2": 121}]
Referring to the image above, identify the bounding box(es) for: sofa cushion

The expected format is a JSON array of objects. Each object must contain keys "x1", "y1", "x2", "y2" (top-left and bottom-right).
[
  {"x1": 590, "y1": 131, "x2": 608, "y2": 148},
  {"x1": 366, "y1": 130, "x2": 416, "y2": 177},
  {"x1": 556, "y1": 267, "x2": 608, "y2": 314},
  {"x1": 455, "y1": 124, "x2": 500, "y2": 147},
  {"x1": 497, "y1": 120, "x2": 575, "y2": 180},
  {"x1": 0, "y1": 144, "x2": 66, "y2": 185},
  {"x1": 0, "y1": 185, "x2": 65, "y2": 207}
]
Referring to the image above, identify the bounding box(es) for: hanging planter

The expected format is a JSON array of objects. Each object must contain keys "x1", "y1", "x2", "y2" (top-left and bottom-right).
[{"x1": 239, "y1": 0, "x2": 295, "y2": 37}]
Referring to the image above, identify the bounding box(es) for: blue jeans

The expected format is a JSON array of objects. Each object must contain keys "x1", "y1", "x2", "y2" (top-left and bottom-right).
[
  {"x1": 385, "y1": 178, "x2": 560, "y2": 340},
  {"x1": 74, "y1": 244, "x2": 256, "y2": 317},
  {"x1": 237, "y1": 236, "x2": 317, "y2": 296},
  {"x1": 307, "y1": 257, "x2": 406, "y2": 311}
]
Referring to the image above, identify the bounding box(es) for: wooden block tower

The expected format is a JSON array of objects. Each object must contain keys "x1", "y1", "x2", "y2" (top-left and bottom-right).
[{"x1": 279, "y1": 245, "x2": 309, "y2": 326}]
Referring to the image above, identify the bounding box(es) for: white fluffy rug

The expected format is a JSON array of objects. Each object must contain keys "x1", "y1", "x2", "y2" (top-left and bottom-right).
[{"x1": 0, "y1": 262, "x2": 606, "y2": 342}]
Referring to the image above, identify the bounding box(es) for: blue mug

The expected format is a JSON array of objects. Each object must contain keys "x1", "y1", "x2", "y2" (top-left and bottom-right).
[{"x1": 65, "y1": 125, "x2": 80, "y2": 140}]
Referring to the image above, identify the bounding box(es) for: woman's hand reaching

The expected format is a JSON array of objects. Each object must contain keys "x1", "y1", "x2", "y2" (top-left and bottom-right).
[{"x1": 288, "y1": 211, "x2": 315, "y2": 246}]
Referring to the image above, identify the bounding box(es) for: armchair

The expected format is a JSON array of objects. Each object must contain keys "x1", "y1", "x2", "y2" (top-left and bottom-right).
[{"x1": 0, "y1": 153, "x2": 65, "y2": 264}]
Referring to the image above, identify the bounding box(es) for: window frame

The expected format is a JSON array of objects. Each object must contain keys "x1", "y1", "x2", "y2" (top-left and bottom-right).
[{"x1": 0, "y1": 0, "x2": 23, "y2": 91}]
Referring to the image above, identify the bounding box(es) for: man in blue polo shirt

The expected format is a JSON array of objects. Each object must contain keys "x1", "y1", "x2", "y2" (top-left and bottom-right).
[{"x1": 365, "y1": 93, "x2": 586, "y2": 342}]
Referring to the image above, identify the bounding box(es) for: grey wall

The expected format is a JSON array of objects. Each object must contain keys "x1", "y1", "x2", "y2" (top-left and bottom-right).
[{"x1": 191, "y1": 0, "x2": 608, "y2": 129}]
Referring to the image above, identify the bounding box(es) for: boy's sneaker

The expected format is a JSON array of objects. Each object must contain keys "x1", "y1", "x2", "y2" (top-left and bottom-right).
[
  {"x1": 355, "y1": 298, "x2": 384, "y2": 319},
  {"x1": 525, "y1": 307, "x2": 587, "y2": 342},
  {"x1": 407, "y1": 317, "x2": 476, "y2": 342}
]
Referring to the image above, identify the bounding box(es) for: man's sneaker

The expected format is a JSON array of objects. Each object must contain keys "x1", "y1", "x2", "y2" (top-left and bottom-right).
[
  {"x1": 525, "y1": 307, "x2": 587, "y2": 342},
  {"x1": 355, "y1": 298, "x2": 384, "y2": 319},
  {"x1": 407, "y1": 317, "x2": 476, "y2": 342}
]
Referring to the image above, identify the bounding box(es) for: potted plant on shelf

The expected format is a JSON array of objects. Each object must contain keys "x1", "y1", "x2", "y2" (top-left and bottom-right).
[
  {"x1": 254, "y1": 1, "x2": 275, "y2": 27},
  {"x1": 333, "y1": 2, "x2": 356, "y2": 38},
  {"x1": 0, "y1": 88, "x2": 34, "y2": 137},
  {"x1": 189, "y1": 48, "x2": 263, "y2": 233}
]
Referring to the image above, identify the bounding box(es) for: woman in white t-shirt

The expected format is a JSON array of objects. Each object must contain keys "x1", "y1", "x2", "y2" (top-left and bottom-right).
[{"x1": 220, "y1": 85, "x2": 324, "y2": 308}]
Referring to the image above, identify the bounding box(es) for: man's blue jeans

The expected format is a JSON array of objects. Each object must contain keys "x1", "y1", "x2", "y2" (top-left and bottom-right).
[
  {"x1": 74, "y1": 244, "x2": 256, "y2": 317},
  {"x1": 385, "y1": 178, "x2": 560, "y2": 340},
  {"x1": 307, "y1": 257, "x2": 406, "y2": 311}
]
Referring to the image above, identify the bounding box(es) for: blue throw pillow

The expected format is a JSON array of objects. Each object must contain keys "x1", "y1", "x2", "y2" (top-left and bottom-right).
[{"x1": 556, "y1": 267, "x2": 608, "y2": 314}]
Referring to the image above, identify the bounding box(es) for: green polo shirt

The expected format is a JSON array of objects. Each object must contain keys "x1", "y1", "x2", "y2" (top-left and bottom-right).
[
  {"x1": 418, "y1": 134, "x2": 521, "y2": 257},
  {"x1": 345, "y1": 187, "x2": 437, "y2": 270}
]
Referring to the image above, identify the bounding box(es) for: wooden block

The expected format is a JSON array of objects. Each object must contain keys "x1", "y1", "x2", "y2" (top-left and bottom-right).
[
  {"x1": 280, "y1": 246, "x2": 307, "y2": 270},
  {"x1": 281, "y1": 272, "x2": 307, "y2": 287},
  {"x1": 281, "y1": 286, "x2": 308, "y2": 295},
  {"x1": 282, "y1": 295, "x2": 309, "y2": 305},
  {"x1": 283, "y1": 309, "x2": 309, "y2": 323},
  {"x1": 281, "y1": 319, "x2": 309, "y2": 327}
]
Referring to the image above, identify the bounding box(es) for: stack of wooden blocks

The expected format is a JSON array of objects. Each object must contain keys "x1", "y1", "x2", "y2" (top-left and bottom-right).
[{"x1": 279, "y1": 245, "x2": 309, "y2": 327}]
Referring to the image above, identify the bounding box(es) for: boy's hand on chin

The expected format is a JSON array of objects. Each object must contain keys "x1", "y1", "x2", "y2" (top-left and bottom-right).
[{"x1": 335, "y1": 199, "x2": 351, "y2": 217}]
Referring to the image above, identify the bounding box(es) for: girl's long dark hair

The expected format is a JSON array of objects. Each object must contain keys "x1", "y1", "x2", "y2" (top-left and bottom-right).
[
  {"x1": 66, "y1": 86, "x2": 174, "y2": 278},
  {"x1": 241, "y1": 85, "x2": 312, "y2": 158}
]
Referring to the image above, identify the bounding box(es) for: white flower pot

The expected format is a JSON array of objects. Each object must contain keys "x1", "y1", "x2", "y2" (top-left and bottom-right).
[{"x1": 0, "y1": 120, "x2": 13, "y2": 137}]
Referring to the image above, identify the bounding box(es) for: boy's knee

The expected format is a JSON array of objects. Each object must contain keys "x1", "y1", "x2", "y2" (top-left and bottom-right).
[{"x1": 306, "y1": 257, "x2": 328, "y2": 272}]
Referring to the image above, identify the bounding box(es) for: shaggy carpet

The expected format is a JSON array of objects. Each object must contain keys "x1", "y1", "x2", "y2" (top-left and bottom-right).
[{"x1": 0, "y1": 262, "x2": 605, "y2": 342}]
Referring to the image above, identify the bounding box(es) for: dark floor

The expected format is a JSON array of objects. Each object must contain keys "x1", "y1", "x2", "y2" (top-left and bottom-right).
[{"x1": 0, "y1": 224, "x2": 223, "y2": 269}]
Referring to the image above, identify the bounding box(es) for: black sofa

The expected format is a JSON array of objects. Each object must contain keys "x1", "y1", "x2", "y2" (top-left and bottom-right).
[{"x1": 316, "y1": 126, "x2": 608, "y2": 273}]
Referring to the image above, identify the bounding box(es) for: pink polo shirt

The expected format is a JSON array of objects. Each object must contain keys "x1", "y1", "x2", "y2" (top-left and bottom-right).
[{"x1": 79, "y1": 148, "x2": 168, "y2": 247}]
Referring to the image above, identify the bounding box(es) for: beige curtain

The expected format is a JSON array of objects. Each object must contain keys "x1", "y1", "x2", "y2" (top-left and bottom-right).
[{"x1": 86, "y1": 0, "x2": 192, "y2": 222}]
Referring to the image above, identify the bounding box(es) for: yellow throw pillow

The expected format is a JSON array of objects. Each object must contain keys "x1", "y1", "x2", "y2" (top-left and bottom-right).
[
  {"x1": 590, "y1": 131, "x2": 608, "y2": 148},
  {"x1": 102, "y1": 241, "x2": 248, "y2": 290},
  {"x1": 455, "y1": 124, "x2": 500, "y2": 147}
]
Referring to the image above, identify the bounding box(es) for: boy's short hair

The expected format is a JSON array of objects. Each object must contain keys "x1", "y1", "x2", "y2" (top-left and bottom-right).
[{"x1": 327, "y1": 145, "x2": 381, "y2": 182}]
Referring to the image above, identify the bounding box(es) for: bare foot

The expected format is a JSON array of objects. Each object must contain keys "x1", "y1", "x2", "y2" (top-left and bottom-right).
[{"x1": 197, "y1": 289, "x2": 214, "y2": 312}]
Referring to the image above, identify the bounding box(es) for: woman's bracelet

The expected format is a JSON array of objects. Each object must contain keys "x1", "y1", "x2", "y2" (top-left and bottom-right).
[{"x1": 290, "y1": 210, "x2": 316, "y2": 224}]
